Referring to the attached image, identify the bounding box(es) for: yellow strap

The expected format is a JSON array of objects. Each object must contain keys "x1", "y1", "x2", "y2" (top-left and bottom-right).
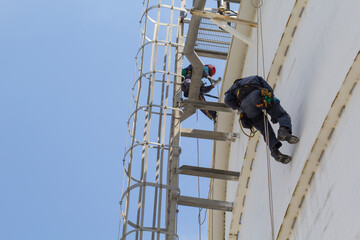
[
  {"x1": 199, "y1": 95, "x2": 213, "y2": 119},
  {"x1": 236, "y1": 85, "x2": 250, "y2": 98},
  {"x1": 238, "y1": 115, "x2": 257, "y2": 138}
]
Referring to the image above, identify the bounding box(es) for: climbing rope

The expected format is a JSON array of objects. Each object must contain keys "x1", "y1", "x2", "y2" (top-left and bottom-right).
[
  {"x1": 263, "y1": 110, "x2": 275, "y2": 240},
  {"x1": 196, "y1": 111, "x2": 208, "y2": 240},
  {"x1": 208, "y1": 132, "x2": 217, "y2": 240},
  {"x1": 196, "y1": 111, "x2": 202, "y2": 240},
  {"x1": 255, "y1": 2, "x2": 276, "y2": 240}
]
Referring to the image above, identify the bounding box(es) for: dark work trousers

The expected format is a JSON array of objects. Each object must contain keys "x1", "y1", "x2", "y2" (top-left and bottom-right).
[
  {"x1": 199, "y1": 94, "x2": 217, "y2": 120},
  {"x1": 252, "y1": 115, "x2": 282, "y2": 150},
  {"x1": 267, "y1": 102, "x2": 292, "y2": 132},
  {"x1": 251, "y1": 102, "x2": 292, "y2": 150}
]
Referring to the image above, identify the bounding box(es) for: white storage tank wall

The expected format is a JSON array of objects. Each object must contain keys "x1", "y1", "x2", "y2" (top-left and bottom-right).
[
  {"x1": 293, "y1": 84, "x2": 360, "y2": 239},
  {"x1": 224, "y1": 0, "x2": 298, "y2": 237},
  {"x1": 224, "y1": 0, "x2": 300, "y2": 237},
  {"x1": 224, "y1": 0, "x2": 360, "y2": 239}
]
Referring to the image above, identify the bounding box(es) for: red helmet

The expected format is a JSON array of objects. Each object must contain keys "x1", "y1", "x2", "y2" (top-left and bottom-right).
[{"x1": 205, "y1": 64, "x2": 216, "y2": 77}]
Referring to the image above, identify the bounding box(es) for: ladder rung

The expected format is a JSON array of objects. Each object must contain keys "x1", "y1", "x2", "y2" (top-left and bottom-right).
[
  {"x1": 177, "y1": 165, "x2": 239, "y2": 181},
  {"x1": 195, "y1": 48, "x2": 228, "y2": 60},
  {"x1": 177, "y1": 195, "x2": 233, "y2": 212},
  {"x1": 181, "y1": 128, "x2": 239, "y2": 142},
  {"x1": 190, "y1": 9, "x2": 257, "y2": 27},
  {"x1": 224, "y1": 0, "x2": 241, "y2": 3},
  {"x1": 180, "y1": 99, "x2": 233, "y2": 112}
]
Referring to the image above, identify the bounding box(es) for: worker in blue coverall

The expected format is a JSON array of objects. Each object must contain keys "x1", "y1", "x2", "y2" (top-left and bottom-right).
[
  {"x1": 181, "y1": 64, "x2": 218, "y2": 121},
  {"x1": 224, "y1": 75, "x2": 299, "y2": 164}
]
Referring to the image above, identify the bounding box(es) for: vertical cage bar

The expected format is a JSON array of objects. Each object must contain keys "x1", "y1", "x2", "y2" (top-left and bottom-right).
[{"x1": 121, "y1": 1, "x2": 186, "y2": 239}]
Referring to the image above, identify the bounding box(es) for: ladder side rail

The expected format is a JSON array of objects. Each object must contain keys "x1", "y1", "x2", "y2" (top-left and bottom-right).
[{"x1": 165, "y1": 2, "x2": 186, "y2": 239}]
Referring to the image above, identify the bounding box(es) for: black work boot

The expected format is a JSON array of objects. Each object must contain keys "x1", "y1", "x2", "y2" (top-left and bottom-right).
[
  {"x1": 271, "y1": 147, "x2": 292, "y2": 164},
  {"x1": 278, "y1": 127, "x2": 299, "y2": 144}
]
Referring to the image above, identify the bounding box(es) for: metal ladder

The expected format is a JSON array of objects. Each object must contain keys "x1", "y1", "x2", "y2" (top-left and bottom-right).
[{"x1": 166, "y1": 1, "x2": 244, "y2": 239}]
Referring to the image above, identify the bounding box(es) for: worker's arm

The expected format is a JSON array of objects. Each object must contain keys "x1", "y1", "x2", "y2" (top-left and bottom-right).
[
  {"x1": 200, "y1": 76, "x2": 221, "y2": 93},
  {"x1": 224, "y1": 90, "x2": 240, "y2": 110},
  {"x1": 257, "y1": 76, "x2": 274, "y2": 93},
  {"x1": 207, "y1": 76, "x2": 222, "y2": 86},
  {"x1": 182, "y1": 79, "x2": 191, "y2": 97},
  {"x1": 201, "y1": 83, "x2": 214, "y2": 94}
]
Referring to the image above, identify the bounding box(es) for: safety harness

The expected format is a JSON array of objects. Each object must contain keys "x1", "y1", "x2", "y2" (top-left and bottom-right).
[
  {"x1": 235, "y1": 83, "x2": 261, "y2": 103},
  {"x1": 235, "y1": 83, "x2": 275, "y2": 138},
  {"x1": 256, "y1": 88, "x2": 273, "y2": 108}
]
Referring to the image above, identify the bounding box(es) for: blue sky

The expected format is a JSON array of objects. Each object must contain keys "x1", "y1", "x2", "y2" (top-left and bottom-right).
[
  {"x1": 0, "y1": 1, "x2": 226, "y2": 239},
  {"x1": 0, "y1": 1, "x2": 137, "y2": 239}
]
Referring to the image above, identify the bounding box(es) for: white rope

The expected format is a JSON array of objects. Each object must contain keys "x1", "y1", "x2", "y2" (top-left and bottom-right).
[
  {"x1": 263, "y1": 110, "x2": 275, "y2": 240},
  {"x1": 260, "y1": 7, "x2": 275, "y2": 240},
  {"x1": 259, "y1": 6, "x2": 266, "y2": 78},
  {"x1": 256, "y1": 2, "x2": 276, "y2": 239},
  {"x1": 256, "y1": 6, "x2": 259, "y2": 76},
  {"x1": 196, "y1": 111, "x2": 205, "y2": 240},
  {"x1": 209, "y1": 147, "x2": 215, "y2": 240},
  {"x1": 195, "y1": 111, "x2": 209, "y2": 240}
]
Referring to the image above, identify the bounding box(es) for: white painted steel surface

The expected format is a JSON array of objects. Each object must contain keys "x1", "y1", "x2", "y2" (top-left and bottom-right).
[
  {"x1": 293, "y1": 82, "x2": 360, "y2": 240},
  {"x1": 209, "y1": 1, "x2": 259, "y2": 239},
  {"x1": 213, "y1": 0, "x2": 360, "y2": 239}
]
